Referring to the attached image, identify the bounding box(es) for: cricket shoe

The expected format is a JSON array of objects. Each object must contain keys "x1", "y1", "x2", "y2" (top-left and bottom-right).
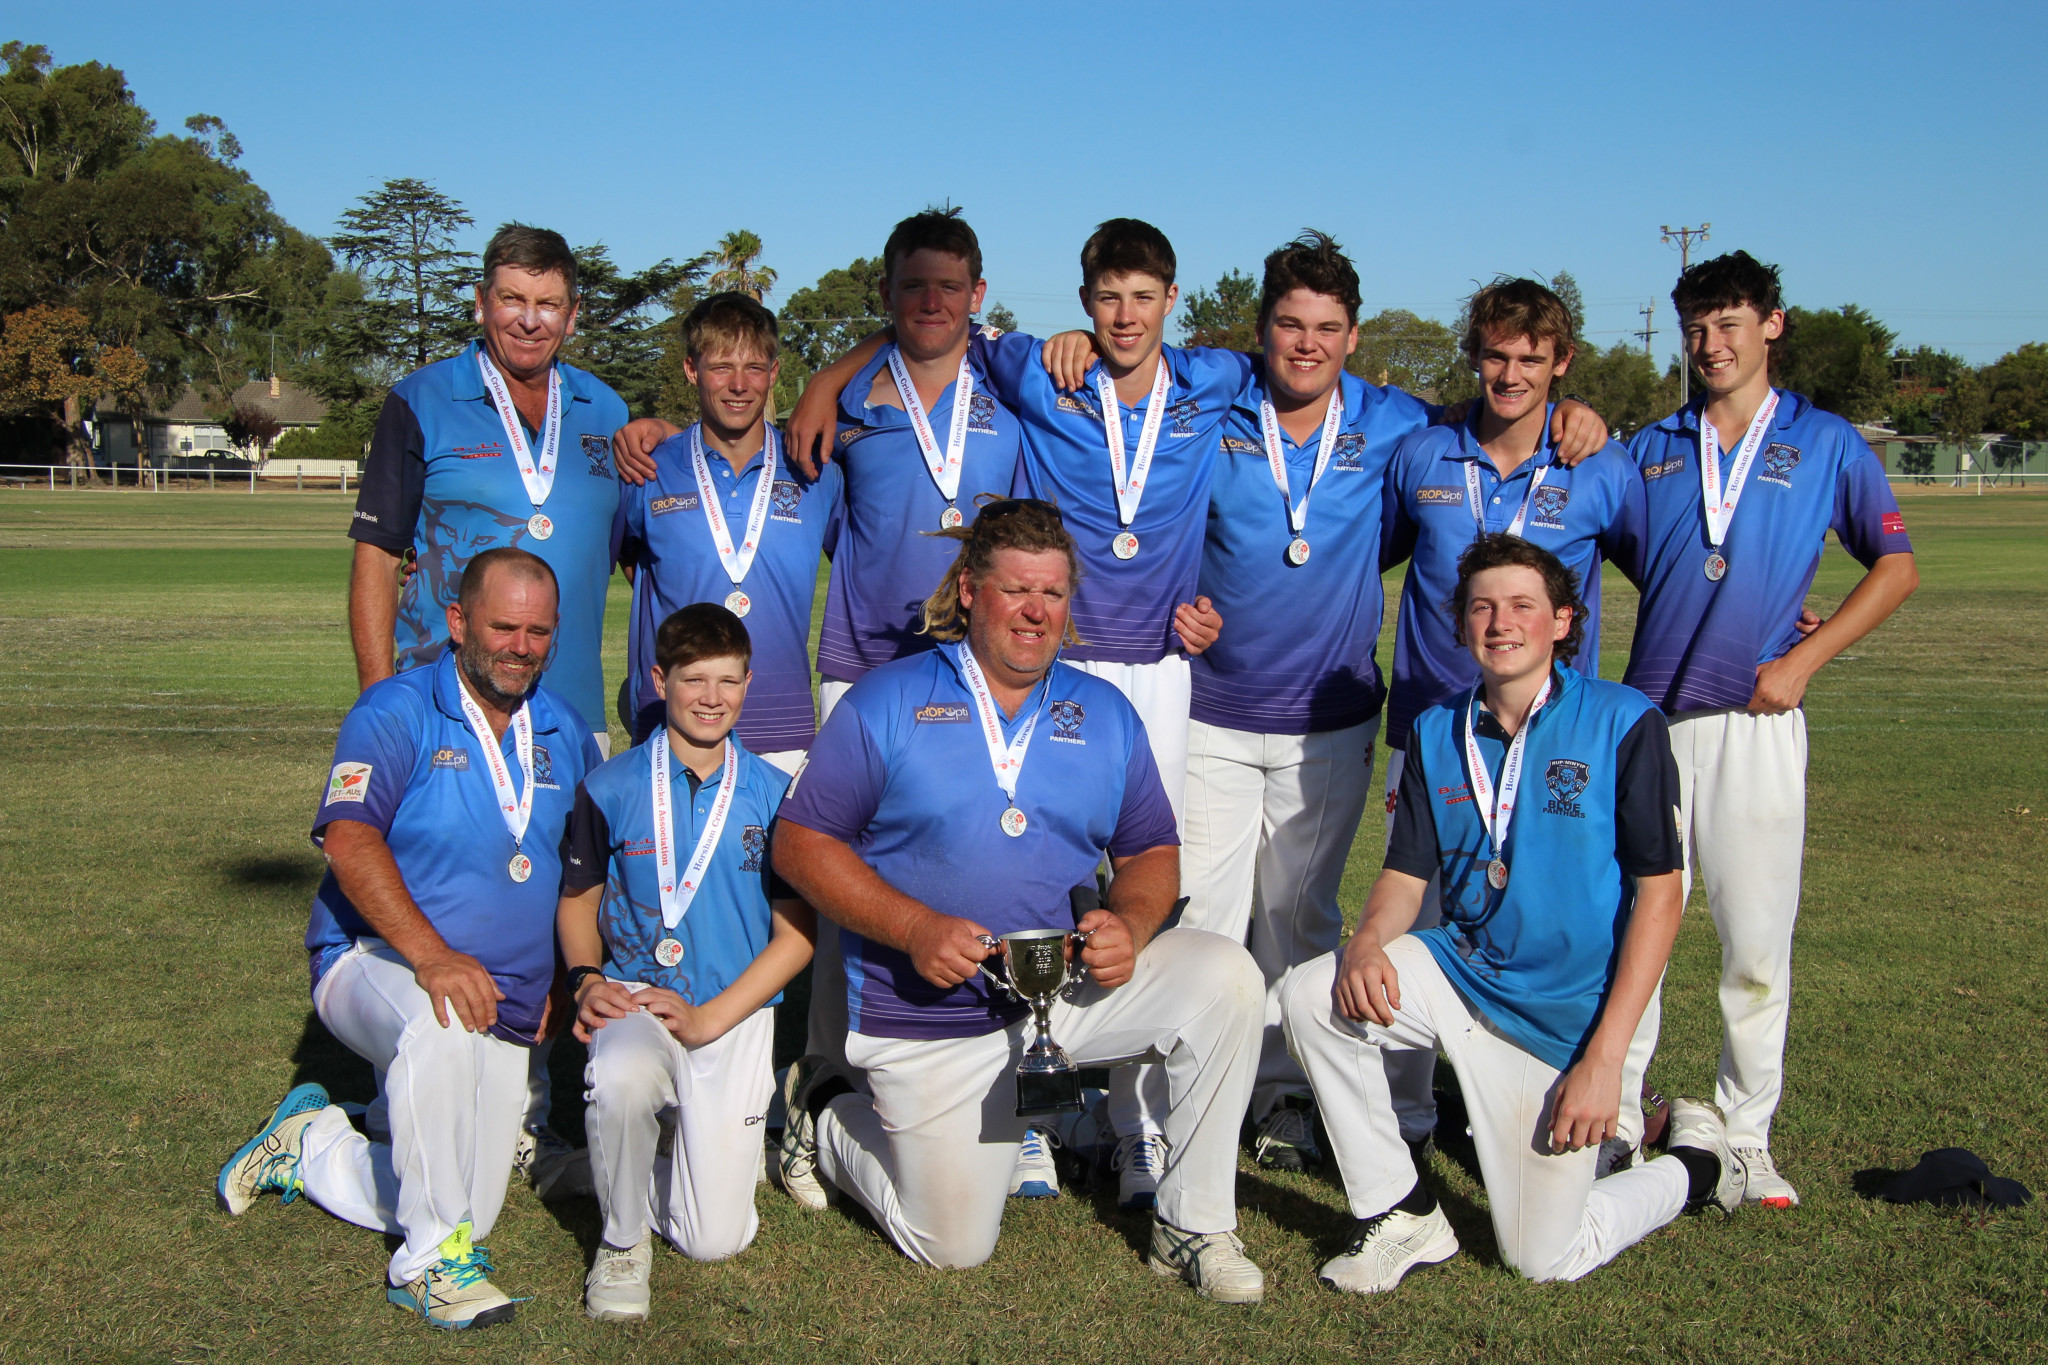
[
  {"x1": 1113, "y1": 1133, "x2": 1169, "y2": 1211},
  {"x1": 1009, "y1": 1126, "x2": 1062, "y2": 1199},
  {"x1": 1317, "y1": 1201, "x2": 1459, "y2": 1294},
  {"x1": 1594, "y1": 1136, "x2": 1637, "y2": 1180},
  {"x1": 514, "y1": 1125, "x2": 594, "y2": 1201},
  {"x1": 1732, "y1": 1145, "x2": 1800, "y2": 1208},
  {"x1": 217, "y1": 1082, "x2": 330, "y2": 1215},
  {"x1": 1666, "y1": 1098, "x2": 1746, "y2": 1213},
  {"x1": 776, "y1": 1054, "x2": 854, "y2": 1210},
  {"x1": 584, "y1": 1234, "x2": 653, "y2": 1323},
  {"x1": 1252, "y1": 1097, "x2": 1322, "y2": 1171},
  {"x1": 388, "y1": 1224, "x2": 518, "y2": 1330},
  {"x1": 1149, "y1": 1220, "x2": 1265, "y2": 1304}
]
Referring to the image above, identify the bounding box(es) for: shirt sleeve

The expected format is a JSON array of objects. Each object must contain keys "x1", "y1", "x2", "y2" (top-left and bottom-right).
[
  {"x1": 560, "y1": 781, "x2": 612, "y2": 894},
  {"x1": 1596, "y1": 451, "x2": 1650, "y2": 588},
  {"x1": 310, "y1": 692, "x2": 419, "y2": 842},
  {"x1": 775, "y1": 701, "x2": 888, "y2": 842},
  {"x1": 1106, "y1": 725, "x2": 1180, "y2": 858},
  {"x1": 348, "y1": 392, "x2": 425, "y2": 553},
  {"x1": 1383, "y1": 744, "x2": 1441, "y2": 881},
  {"x1": 1832, "y1": 440, "x2": 1914, "y2": 567},
  {"x1": 1379, "y1": 439, "x2": 1420, "y2": 573},
  {"x1": 967, "y1": 329, "x2": 1042, "y2": 408},
  {"x1": 1614, "y1": 709, "x2": 1684, "y2": 877}
]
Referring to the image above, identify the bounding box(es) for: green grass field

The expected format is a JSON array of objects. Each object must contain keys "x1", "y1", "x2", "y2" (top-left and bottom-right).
[{"x1": 1, "y1": 489, "x2": 2043, "y2": 1364}]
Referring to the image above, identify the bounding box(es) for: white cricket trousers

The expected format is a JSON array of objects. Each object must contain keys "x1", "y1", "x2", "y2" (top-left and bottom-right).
[
  {"x1": 1175, "y1": 716, "x2": 1377, "y2": 1119},
  {"x1": 1382, "y1": 745, "x2": 1658, "y2": 1149},
  {"x1": 297, "y1": 941, "x2": 528, "y2": 1285},
  {"x1": 1644, "y1": 707, "x2": 1808, "y2": 1147},
  {"x1": 816, "y1": 928, "x2": 1260, "y2": 1268},
  {"x1": 584, "y1": 995, "x2": 775, "y2": 1257},
  {"x1": 1283, "y1": 942, "x2": 1688, "y2": 1282}
]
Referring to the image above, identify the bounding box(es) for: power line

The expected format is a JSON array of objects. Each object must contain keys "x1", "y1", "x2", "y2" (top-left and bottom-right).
[{"x1": 1635, "y1": 303, "x2": 1657, "y2": 357}]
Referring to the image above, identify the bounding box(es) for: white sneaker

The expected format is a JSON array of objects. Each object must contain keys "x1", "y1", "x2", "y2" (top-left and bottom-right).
[
  {"x1": 1009, "y1": 1126, "x2": 1061, "y2": 1198},
  {"x1": 513, "y1": 1125, "x2": 594, "y2": 1200},
  {"x1": 1149, "y1": 1220, "x2": 1265, "y2": 1304},
  {"x1": 775, "y1": 1054, "x2": 853, "y2": 1210},
  {"x1": 1317, "y1": 1201, "x2": 1459, "y2": 1294},
  {"x1": 217, "y1": 1083, "x2": 329, "y2": 1215},
  {"x1": 1252, "y1": 1099, "x2": 1322, "y2": 1171},
  {"x1": 1732, "y1": 1145, "x2": 1800, "y2": 1208},
  {"x1": 584, "y1": 1235, "x2": 653, "y2": 1323},
  {"x1": 1594, "y1": 1136, "x2": 1637, "y2": 1180},
  {"x1": 387, "y1": 1226, "x2": 517, "y2": 1330},
  {"x1": 1113, "y1": 1133, "x2": 1168, "y2": 1211},
  {"x1": 1665, "y1": 1098, "x2": 1745, "y2": 1213}
]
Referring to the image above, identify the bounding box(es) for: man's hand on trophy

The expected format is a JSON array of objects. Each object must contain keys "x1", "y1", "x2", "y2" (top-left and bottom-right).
[
  {"x1": 907, "y1": 911, "x2": 995, "y2": 990},
  {"x1": 1075, "y1": 909, "x2": 1137, "y2": 989}
]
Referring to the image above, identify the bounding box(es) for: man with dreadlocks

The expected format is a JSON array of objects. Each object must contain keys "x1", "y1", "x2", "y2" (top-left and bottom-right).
[{"x1": 766, "y1": 498, "x2": 1269, "y2": 1304}]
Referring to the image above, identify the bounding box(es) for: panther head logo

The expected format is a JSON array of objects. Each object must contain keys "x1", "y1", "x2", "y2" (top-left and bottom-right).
[
  {"x1": 1544, "y1": 759, "x2": 1589, "y2": 804},
  {"x1": 1049, "y1": 699, "x2": 1085, "y2": 739}
]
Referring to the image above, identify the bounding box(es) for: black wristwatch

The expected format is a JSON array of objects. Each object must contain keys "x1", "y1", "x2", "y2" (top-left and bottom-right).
[{"x1": 567, "y1": 964, "x2": 604, "y2": 994}]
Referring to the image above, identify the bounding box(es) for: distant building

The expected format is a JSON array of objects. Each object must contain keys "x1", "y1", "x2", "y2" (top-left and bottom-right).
[{"x1": 92, "y1": 376, "x2": 328, "y2": 469}]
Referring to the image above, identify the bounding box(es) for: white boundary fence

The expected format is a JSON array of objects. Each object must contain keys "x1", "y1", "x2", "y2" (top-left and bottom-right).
[{"x1": 0, "y1": 463, "x2": 352, "y2": 492}]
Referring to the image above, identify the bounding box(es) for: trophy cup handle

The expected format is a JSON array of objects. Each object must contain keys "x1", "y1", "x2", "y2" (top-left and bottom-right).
[
  {"x1": 973, "y1": 934, "x2": 1020, "y2": 999},
  {"x1": 1063, "y1": 927, "x2": 1096, "y2": 994}
]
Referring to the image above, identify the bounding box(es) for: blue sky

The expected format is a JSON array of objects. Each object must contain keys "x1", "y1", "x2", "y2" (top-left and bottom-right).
[{"x1": 26, "y1": 1, "x2": 2048, "y2": 364}]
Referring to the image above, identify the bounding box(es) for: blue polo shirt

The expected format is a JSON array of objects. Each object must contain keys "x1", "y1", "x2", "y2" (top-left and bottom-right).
[
  {"x1": 1191, "y1": 370, "x2": 1434, "y2": 734},
  {"x1": 1623, "y1": 390, "x2": 1913, "y2": 713},
  {"x1": 305, "y1": 650, "x2": 601, "y2": 1042},
  {"x1": 1384, "y1": 666, "x2": 1683, "y2": 1071},
  {"x1": 971, "y1": 332, "x2": 1255, "y2": 662},
  {"x1": 1382, "y1": 406, "x2": 1648, "y2": 749},
  {"x1": 615, "y1": 425, "x2": 842, "y2": 752},
  {"x1": 350, "y1": 340, "x2": 629, "y2": 735},
  {"x1": 777, "y1": 644, "x2": 1180, "y2": 1040},
  {"x1": 561, "y1": 732, "x2": 794, "y2": 1006},
  {"x1": 817, "y1": 346, "x2": 1028, "y2": 683}
]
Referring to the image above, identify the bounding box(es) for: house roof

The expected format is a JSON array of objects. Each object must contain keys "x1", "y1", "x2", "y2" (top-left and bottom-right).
[{"x1": 98, "y1": 377, "x2": 329, "y2": 426}]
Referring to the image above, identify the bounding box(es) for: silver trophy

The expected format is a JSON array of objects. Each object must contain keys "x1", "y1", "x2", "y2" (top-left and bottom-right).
[{"x1": 977, "y1": 927, "x2": 1094, "y2": 1117}]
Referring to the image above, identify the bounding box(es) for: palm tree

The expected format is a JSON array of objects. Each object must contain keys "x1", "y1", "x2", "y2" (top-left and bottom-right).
[{"x1": 706, "y1": 230, "x2": 777, "y2": 301}]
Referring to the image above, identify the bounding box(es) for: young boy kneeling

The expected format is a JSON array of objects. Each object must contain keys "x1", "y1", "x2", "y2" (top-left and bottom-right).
[
  {"x1": 1282, "y1": 534, "x2": 1743, "y2": 1293},
  {"x1": 558, "y1": 603, "x2": 815, "y2": 1321}
]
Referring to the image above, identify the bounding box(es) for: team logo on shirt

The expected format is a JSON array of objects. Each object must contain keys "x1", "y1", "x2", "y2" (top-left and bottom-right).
[
  {"x1": 1048, "y1": 699, "x2": 1086, "y2": 744},
  {"x1": 1531, "y1": 485, "x2": 1570, "y2": 529},
  {"x1": 1643, "y1": 454, "x2": 1686, "y2": 481},
  {"x1": 532, "y1": 744, "x2": 558, "y2": 789},
  {"x1": 770, "y1": 479, "x2": 804, "y2": 522},
  {"x1": 581, "y1": 433, "x2": 613, "y2": 477},
  {"x1": 741, "y1": 824, "x2": 767, "y2": 872},
  {"x1": 650, "y1": 493, "x2": 700, "y2": 516},
  {"x1": 1220, "y1": 436, "x2": 1260, "y2": 455},
  {"x1": 1417, "y1": 486, "x2": 1464, "y2": 506},
  {"x1": 1332, "y1": 434, "x2": 1366, "y2": 471},
  {"x1": 1543, "y1": 759, "x2": 1590, "y2": 817},
  {"x1": 453, "y1": 443, "x2": 504, "y2": 460},
  {"x1": 431, "y1": 747, "x2": 470, "y2": 771},
  {"x1": 327, "y1": 762, "x2": 373, "y2": 804},
  {"x1": 839, "y1": 426, "x2": 874, "y2": 448},
  {"x1": 1168, "y1": 399, "x2": 1199, "y2": 437},
  {"x1": 1883, "y1": 511, "x2": 1906, "y2": 535},
  {"x1": 1760, "y1": 443, "x2": 1802, "y2": 486},
  {"x1": 915, "y1": 702, "x2": 971, "y2": 723},
  {"x1": 968, "y1": 392, "x2": 998, "y2": 434},
  {"x1": 1437, "y1": 782, "x2": 1472, "y2": 807},
  {"x1": 1056, "y1": 391, "x2": 1104, "y2": 420}
]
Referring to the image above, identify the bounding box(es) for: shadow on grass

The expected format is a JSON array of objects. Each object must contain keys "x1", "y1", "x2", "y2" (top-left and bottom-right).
[
  {"x1": 220, "y1": 853, "x2": 325, "y2": 892},
  {"x1": 1852, "y1": 1166, "x2": 1904, "y2": 1199}
]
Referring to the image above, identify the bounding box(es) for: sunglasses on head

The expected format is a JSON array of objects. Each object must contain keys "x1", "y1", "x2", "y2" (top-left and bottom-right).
[{"x1": 970, "y1": 496, "x2": 1063, "y2": 524}]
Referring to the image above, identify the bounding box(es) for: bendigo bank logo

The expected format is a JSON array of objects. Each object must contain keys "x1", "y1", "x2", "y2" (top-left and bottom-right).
[
  {"x1": 1048, "y1": 699, "x2": 1085, "y2": 743},
  {"x1": 1544, "y1": 759, "x2": 1590, "y2": 817}
]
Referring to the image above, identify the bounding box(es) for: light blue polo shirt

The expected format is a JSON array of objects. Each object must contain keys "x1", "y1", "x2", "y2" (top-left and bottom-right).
[
  {"x1": 777, "y1": 644, "x2": 1180, "y2": 1039},
  {"x1": 971, "y1": 333, "x2": 1255, "y2": 663},
  {"x1": 349, "y1": 339, "x2": 629, "y2": 734},
  {"x1": 1624, "y1": 390, "x2": 1912, "y2": 713},
  {"x1": 562, "y1": 731, "x2": 794, "y2": 1006},
  {"x1": 1381, "y1": 405, "x2": 1648, "y2": 749},
  {"x1": 615, "y1": 425, "x2": 842, "y2": 752},
  {"x1": 1191, "y1": 370, "x2": 1435, "y2": 734},
  {"x1": 1386, "y1": 666, "x2": 1683, "y2": 1070},
  {"x1": 816, "y1": 345, "x2": 1029, "y2": 683},
  {"x1": 306, "y1": 649, "x2": 601, "y2": 1042}
]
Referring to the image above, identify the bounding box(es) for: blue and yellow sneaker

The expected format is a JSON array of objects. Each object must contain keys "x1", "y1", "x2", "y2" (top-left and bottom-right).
[
  {"x1": 216, "y1": 1082, "x2": 330, "y2": 1216},
  {"x1": 388, "y1": 1222, "x2": 519, "y2": 1330}
]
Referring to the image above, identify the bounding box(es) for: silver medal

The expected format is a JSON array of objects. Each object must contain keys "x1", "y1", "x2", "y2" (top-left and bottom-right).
[
  {"x1": 654, "y1": 938, "x2": 685, "y2": 967},
  {"x1": 1286, "y1": 537, "x2": 1311, "y2": 566},
  {"x1": 940, "y1": 505, "x2": 964, "y2": 530},
  {"x1": 1112, "y1": 531, "x2": 1140, "y2": 560},
  {"x1": 1704, "y1": 551, "x2": 1727, "y2": 581},
  {"x1": 508, "y1": 851, "x2": 533, "y2": 883},
  {"x1": 1486, "y1": 857, "x2": 1508, "y2": 890},
  {"x1": 1000, "y1": 806, "x2": 1028, "y2": 837},
  {"x1": 724, "y1": 589, "x2": 751, "y2": 617},
  {"x1": 526, "y1": 513, "x2": 553, "y2": 541}
]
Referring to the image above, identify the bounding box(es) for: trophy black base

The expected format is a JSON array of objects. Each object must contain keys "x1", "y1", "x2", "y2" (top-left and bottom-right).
[{"x1": 1015, "y1": 1067, "x2": 1083, "y2": 1118}]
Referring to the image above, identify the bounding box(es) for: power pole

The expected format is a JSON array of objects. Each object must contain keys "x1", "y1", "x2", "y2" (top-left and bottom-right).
[
  {"x1": 1661, "y1": 223, "x2": 1710, "y2": 405},
  {"x1": 1635, "y1": 303, "x2": 1657, "y2": 356}
]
